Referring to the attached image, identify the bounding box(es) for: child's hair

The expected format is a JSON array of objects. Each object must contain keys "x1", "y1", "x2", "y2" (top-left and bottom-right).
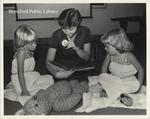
[
  {"x1": 14, "y1": 25, "x2": 37, "y2": 51},
  {"x1": 58, "y1": 8, "x2": 82, "y2": 28},
  {"x1": 100, "y1": 27, "x2": 134, "y2": 52}
]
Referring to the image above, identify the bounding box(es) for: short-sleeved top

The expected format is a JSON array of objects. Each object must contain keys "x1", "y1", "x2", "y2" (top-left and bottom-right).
[{"x1": 48, "y1": 26, "x2": 92, "y2": 61}]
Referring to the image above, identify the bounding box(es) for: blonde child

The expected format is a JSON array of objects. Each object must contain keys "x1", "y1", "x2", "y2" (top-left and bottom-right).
[
  {"x1": 4, "y1": 25, "x2": 54, "y2": 104},
  {"x1": 98, "y1": 27, "x2": 144, "y2": 106},
  {"x1": 76, "y1": 28, "x2": 144, "y2": 112}
]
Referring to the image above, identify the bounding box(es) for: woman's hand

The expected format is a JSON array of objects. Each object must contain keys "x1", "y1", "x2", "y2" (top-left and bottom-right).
[
  {"x1": 62, "y1": 40, "x2": 79, "y2": 50},
  {"x1": 66, "y1": 41, "x2": 79, "y2": 51}
]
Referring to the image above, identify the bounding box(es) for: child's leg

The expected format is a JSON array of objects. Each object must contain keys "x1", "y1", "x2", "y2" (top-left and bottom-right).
[
  {"x1": 117, "y1": 77, "x2": 140, "y2": 107},
  {"x1": 122, "y1": 76, "x2": 140, "y2": 94}
]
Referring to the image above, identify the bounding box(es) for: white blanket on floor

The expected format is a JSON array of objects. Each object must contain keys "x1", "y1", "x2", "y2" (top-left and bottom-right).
[
  {"x1": 75, "y1": 76, "x2": 146, "y2": 113},
  {"x1": 4, "y1": 82, "x2": 44, "y2": 106},
  {"x1": 4, "y1": 83, "x2": 37, "y2": 106},
  {"x1": 76, "y1": 76, "x2": 146, "y2": 113}
]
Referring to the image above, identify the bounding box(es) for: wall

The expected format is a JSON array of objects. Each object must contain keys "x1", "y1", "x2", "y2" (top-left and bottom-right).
[{"x1": 4, "y1": 3, "x2": 145, "y2": 40}]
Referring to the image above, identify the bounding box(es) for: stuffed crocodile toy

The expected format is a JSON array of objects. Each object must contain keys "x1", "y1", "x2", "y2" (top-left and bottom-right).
[{"x1": 22, "y1": 80, "x2": 88, "y2": 115}]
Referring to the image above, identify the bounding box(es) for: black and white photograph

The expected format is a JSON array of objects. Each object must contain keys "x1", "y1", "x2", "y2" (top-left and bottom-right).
[{"x1": 2, "y1": 2, "x2": 148, "y2": 117}]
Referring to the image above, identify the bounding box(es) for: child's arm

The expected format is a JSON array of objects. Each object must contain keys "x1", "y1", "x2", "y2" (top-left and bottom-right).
[
  {"x1": 101, "y1": 54, "x2": 110, "y2": 73},
  {"x1": 128, "y1": 52, "x2": 144, "y2": 90},
  {"x1": 16, "y1": 49, "x2": 30, "y2": 96},
  {"x1": 46, "y1": 48, "x2": 74, "y2": 78}
]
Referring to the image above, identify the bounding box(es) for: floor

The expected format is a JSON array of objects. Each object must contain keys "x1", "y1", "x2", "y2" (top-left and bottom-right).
[{"x1": 4, "y1": 99, "x2": 146, "y2": 115}]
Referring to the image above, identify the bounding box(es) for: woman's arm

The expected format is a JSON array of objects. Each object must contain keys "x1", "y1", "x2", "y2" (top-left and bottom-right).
[
  {"x1": 101, "y1": 54, "x2": 110, "y2": 73},
  {"x1": 67, "y1": 42, "x2": 91, "y2": 61},
  {"x1": 128, "y1": 52, "x2": 144, "y2": 89},
  {"x1": 76, "y1": 43, "x2": 91, "y2": 61},
  {"x1": 16, "y1": 49, "x2": 30, "y2": 96},
  {"x1": 46, "y1": 48, "x2": 73, "y2": 78}
]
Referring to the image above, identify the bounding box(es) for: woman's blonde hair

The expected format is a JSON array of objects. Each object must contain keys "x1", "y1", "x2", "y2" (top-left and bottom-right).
[
  {"x1": 101, "y1": 27, "x2": 134, "y2": 52},
  {"x1": 14, "y1": 25, "x2": 37, "y2": 50}
]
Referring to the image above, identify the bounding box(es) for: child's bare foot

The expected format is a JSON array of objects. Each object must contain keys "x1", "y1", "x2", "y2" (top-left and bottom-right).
[{"x1": 119, "y1": 93, "x2": 133, "y2": 107}]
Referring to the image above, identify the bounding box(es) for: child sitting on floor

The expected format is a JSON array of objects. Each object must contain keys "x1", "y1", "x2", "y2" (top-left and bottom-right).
[
  {"x1": 76, "y1": 27, "x2": 144, "y2": 112},
  {"x1": 99, "y1": 27, "x2": 144, "y2": 106},
  {"x1": 4, "y1": 25, "x2": 54, "y2": 104}
]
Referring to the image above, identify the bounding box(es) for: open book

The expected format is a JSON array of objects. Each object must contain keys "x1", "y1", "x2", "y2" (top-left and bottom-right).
[{"x1": 50, "y1": 60, "x2": 95, "y2": 72}]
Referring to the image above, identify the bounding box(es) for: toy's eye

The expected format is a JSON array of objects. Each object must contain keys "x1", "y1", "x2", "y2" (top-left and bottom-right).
[
  {"x1": 35, "y1": 103, "x2": 38, "y2": 107},
  {"x1": 33, "y1": 96, "x2": 37, "y2": 100}
]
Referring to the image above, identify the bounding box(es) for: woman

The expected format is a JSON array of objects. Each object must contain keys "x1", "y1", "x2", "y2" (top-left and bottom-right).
[{"x1": 46, "y1": 8, "x2": 92, "y2": 79}]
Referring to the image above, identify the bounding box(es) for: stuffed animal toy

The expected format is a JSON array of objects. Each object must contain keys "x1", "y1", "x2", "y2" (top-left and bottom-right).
[{"x1": 22, "y1": 80, "x2": 88, "y2": 115}]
